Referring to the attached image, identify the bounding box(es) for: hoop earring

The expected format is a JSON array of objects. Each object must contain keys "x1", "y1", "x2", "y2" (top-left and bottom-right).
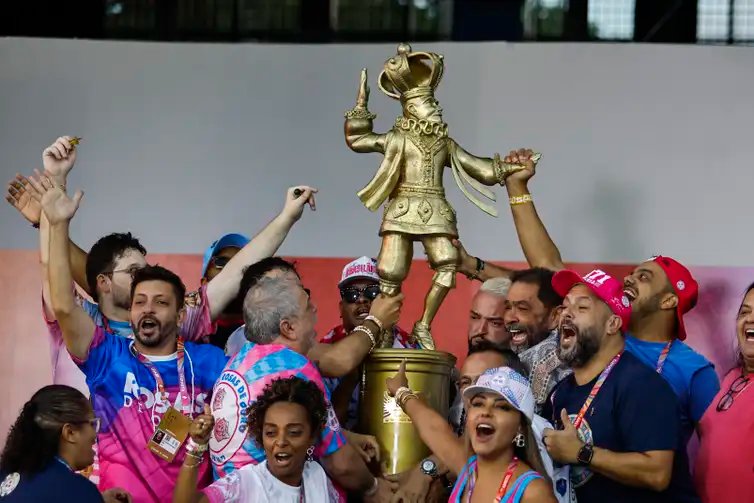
[
  {"x1": 306, "y1": 445, "x2": 315, "y2": 461},
  {"x1": 513, "y1": 432, "x2": 525, "y2": 448}
]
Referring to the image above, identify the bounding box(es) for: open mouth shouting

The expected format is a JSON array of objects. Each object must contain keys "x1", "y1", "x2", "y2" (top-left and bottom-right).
[
  {"x1": 622, "y1": 286, "x2": 637, "y2": 303},
  {"x1": 744, "y1": 326, "x2": 754, "y2": 344},
  {"x1": 271, "y1": 450, "x2": 295, "y2": 469},
  {"x1": 559, "y1": 322, "x2": 578, "y2": 349},
  {"x1": 507, "y1": 324, "x2": 528, "y2": 346},
  {"x1": 473, "y1": 422, "x2": 497, "y2": 443},
  {"x1": 138, "y1": 316, "x2": 160, "y2": 337},
  {"x1": 355, "y1": 306, "x2": 370, "y2": 321}
]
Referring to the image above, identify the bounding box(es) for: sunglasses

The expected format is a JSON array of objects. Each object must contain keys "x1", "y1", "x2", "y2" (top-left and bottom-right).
[
  {"x1": 716, "y1": 374, "x2": 750, "y2": 412},
  {"x1": 340, "y1": 285, "x2": 380, "y2": 304},
  {"x1": 210, "y1": 256, "x2": 231, "y2": 270}
]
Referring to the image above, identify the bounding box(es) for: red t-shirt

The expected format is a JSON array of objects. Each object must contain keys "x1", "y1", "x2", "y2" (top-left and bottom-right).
[{"x1": 695, "y1": 368, "x2": 754, "y2": 503}]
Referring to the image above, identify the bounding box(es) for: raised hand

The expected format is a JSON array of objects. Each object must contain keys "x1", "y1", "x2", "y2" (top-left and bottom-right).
[
  {"x1": 369, "y1": 292, "x2": 404, "y2": 330},
  {"x1": 542, "y1": 408, "x2": 584, "y2": 464},
  {"x1": 504, "y1": 148, "x2": 540, "y2": 187},
  {"x1": 385, "y1": 360, "x2": 409, "y2": 397},
  {"x1": 356, "y1": 68, "x2": 370, "y2": 107},
  {"x1": 6, "y1": 174, "x2": 43, "y2": 225},
  {"x1": 42, "y1": 136, "x2": 80, "y2": 186},
  {"x1": 27, "y1": 172, "x2": 83, "y2": 225},
  {"x1": 280, "y1": 185, "x2": 317, "y2": 224},
  {"x1": 189, "y1": 405, "x2": 214, "y2": 445}
]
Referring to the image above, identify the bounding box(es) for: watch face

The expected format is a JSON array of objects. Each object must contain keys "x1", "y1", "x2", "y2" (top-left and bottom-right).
[{"x1": 421, "y1": 459, "x2": 435, "y2": 473}]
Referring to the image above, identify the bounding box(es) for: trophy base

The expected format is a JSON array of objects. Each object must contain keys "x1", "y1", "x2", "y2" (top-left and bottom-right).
[{"x1": 357, "y1": 348, "x2": 457, "y2": 475}]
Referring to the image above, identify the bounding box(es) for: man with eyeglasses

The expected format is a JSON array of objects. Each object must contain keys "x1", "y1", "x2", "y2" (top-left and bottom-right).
[
  {"x1": 199, "y1": 233, "x2": 250, "y2": 350},
  {"x1": 321, "y1": 256, "x2": 416, "y2": 428}
]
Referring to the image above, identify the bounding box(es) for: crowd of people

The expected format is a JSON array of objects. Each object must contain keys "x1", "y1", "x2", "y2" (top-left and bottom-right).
[{"x1": 0, "y1": 136, "x2": 751, "y2": 503}]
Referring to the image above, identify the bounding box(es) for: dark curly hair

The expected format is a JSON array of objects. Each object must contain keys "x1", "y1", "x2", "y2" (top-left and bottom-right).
[
  {"x1": 248, "y1": 377, "x2": 327, "y2": 448},
  {"x1": 1, "y1": 385, "x2": 91, "y2": 474}
]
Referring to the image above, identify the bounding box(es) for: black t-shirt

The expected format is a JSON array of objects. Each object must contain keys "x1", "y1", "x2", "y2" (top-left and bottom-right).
[
  {"x1": 0, "y1": 460, "x2": 103, "y2": 502},
  {"x1": 542, "y1": 351, "x2": 698, "y2": 503}
]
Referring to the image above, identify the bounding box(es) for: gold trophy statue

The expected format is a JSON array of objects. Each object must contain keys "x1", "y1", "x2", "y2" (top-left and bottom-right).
[{"x1": 344, "y1": 43, "x2": 539, "y2": 475}]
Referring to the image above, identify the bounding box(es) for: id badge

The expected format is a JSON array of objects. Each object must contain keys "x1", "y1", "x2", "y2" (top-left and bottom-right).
[{"x1": 147, "y1": 406, "x2": 191, "y2": 462}]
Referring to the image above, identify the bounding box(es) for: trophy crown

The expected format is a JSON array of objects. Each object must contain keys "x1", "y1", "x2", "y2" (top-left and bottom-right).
[{"x1": 378, "y1": 43, "x2": 445, "y2": 102}]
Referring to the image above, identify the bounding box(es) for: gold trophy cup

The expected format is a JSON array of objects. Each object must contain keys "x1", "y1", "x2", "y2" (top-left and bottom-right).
[{"x1": 358, "y1": 349, "x2": 456, "y2": 475}]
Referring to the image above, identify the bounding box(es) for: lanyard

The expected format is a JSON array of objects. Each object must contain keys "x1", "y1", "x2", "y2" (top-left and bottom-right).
[
  {"x1": 130, "y1": 337, "x2": 192, "y2": 417},
  {"x1": 55, "y1": 456, "x2": 73, "y2": 472},
  {"x1": 655, "y1": 341, "x2": 673, "y2": 374},
  {"x1": 465, "y1": 457, "x2": 518, "y2": 503},
  {"x1": 573, "y1": 352, "x2": 622, "y2": 430}
]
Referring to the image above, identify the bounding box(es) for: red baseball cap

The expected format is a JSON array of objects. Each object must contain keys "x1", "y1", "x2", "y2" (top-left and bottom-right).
[
  {"x1": 552, "y1": 269, "x2": 632, "y2": 332},
  {"x1": 648, "y1": 256, "x2": 698, "y2": 341}
]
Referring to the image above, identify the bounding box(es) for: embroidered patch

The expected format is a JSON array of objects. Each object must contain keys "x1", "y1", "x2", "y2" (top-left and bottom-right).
[{"x1": 676, "y1": 281, "x2": 685, "y2": 291}]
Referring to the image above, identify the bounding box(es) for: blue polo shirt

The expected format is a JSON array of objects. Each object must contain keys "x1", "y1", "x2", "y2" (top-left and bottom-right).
[{"x1": 624, "y1": 334, "x2": 719, "y2": 444}]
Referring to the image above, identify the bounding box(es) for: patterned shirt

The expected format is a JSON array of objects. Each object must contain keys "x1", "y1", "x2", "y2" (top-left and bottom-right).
[
  {"x1": 519, "y1": 331, "x2": 572, "y2": 414},
  {"x1": 72, "y1": 327, "x2": 228, "y2": 503},
  {"x1": 209, "y1": 342, "x2": 347, "y2": 479},
  {"x1": 44, "y1": 285, "x2": 215, "y2": 397}
]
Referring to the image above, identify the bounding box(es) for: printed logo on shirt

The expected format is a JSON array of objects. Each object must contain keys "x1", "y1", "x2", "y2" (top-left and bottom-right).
[
  {"x1": 209, "y1": 370, "x2": 250, "y2": 467},
  {"x1": 569, "y1": 414, "x2": 594, "y2": 488},
  {"x1": 121, "y1": 372, "x2": 207, "y2": 427}
]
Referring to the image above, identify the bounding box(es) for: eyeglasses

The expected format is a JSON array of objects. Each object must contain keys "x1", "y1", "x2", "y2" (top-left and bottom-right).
[
  {"x1": 210, "y1": 256, "x2": 231, "y2": 270},
  {"x1": 716, "y1": 374, "x2": 750, "y2": 412},
  {"x1": 106, "y1": 265, "x2": 144, "y2": 278},
  {"x1": 74, "y1": 417, "x2": 101, "y2": 433},
  {"x1": 340, "y1": 285, "x2": 380, "y2": 304}
]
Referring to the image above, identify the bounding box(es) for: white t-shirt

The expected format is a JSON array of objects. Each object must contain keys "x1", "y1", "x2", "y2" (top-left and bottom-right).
[{"x1": 202, "y1": 460, "x2": 341, "y2": 503}]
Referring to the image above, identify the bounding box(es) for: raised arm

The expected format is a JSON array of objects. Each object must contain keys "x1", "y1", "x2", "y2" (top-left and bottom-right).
[
  {"x1": 344, "y1": 69, "x2": 387, "y2": 154},
  {"x1": 503, "y1": 149, "x2": 564, "y2": 271},
  {"x1": 32, "y1": 175, "x2": 95, "y2": 360},
  {"x1": 205, "y1": 185, "x2": 317, "y2": 320},
  {"x1": 452, "y1": 239, "x2": 516, "y2": 282},
  {"x1": 386, "y1": 363, "x2": 467, "y2": 475},
  {"x1": 308, "y1": 293, "x2": 403, "y2": 378},
  {"x1": 173, "y1": 406, "x2": 213, "y2": 503},
  {"x1": 6, "y1": 137, "x2": 92, "y2": 295}
]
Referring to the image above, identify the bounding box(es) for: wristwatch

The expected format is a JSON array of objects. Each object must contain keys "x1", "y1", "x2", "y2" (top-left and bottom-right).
[
  {"x1": 577, "y1": 443, "x2": 594, "y2": 466},
  {"x1": 420, "y1": 457, "x2": 440, "y2": 479}
]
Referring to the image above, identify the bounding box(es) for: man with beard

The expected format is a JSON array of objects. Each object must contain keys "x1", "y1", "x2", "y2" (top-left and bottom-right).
[
  {"x1": 321, "y1": 256, "x2": 416, "y2": 428},
  {"x1": 15, "y1": 136, "x2": 316, "y2": 394},
  {"x1": 505, "y1": 268, "x2": 571, "y2": 413},
  {"x1": 543, "y1": 269, "x2": 697, "y2": 503},
  {"x1": 466, "y1": 277, "x2": 512, "y2": 349},
  {"x1": 199, "y1": 233, "x2": 249, "y2": 350},
  {"x1": 498, "y1": 148, "x2": 719, "y2": 446},
  {"x1": 41, "y1": 183, "x2": 228, "y2": 502}
]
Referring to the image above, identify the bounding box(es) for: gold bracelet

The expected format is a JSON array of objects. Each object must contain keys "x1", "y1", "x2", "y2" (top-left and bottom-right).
[
  {"x1": 352, "y1": 325, "x2": 376, "y2": 350},
  {"x1": 399, "y1": 391, "x2": 418, "y2": 410},
  {"x1": 364, "y1": 315, "x2": 384, "y2": 333},
  {"x1": 509, "y1": 194, "x2": 533, "y2": 206}
]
